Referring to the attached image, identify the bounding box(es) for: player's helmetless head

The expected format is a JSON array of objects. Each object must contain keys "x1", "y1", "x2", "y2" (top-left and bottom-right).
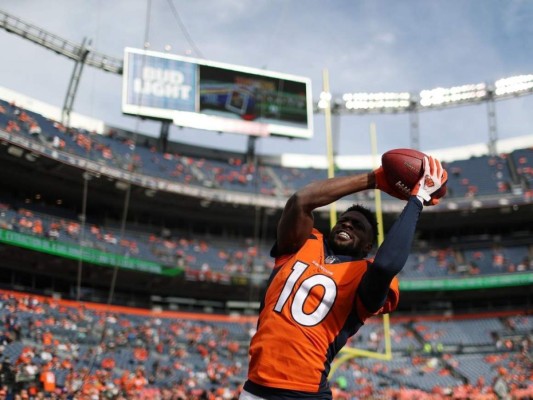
[{"x1": 328, "y1": 205, "x2": 377, "y2": 258}]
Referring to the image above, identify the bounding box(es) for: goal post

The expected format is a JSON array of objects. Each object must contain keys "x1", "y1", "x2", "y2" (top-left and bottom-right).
[{"x1": 328, "y1": 313, "x2": 392, "y2": 378}]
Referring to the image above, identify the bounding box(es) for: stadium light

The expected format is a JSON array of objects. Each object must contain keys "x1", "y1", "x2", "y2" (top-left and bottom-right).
[
  {"x1": 471, "y1": 199, "x2": 483, "y2": 209},
  {"x1": 342, "y1": 92, "x2": 411, "y2": 111},
  {"x1": 494, "y1": 74, "x2": 533, "y2": 97},
  {"x1": 419, "y1": 83, "x2": 487, "y2": 108},
  {"x1": 145, "y1": 189, "x2": 157, "y2": 198},
  {"x1": 115, "y1": 181, "x2": 130, "y2": 191},
  {"x1": 24, "y1": 153, "x2": 38, "y2": 162},
  {"x1": 7, "y1": 145, "x2": 23, "y2": 158},
  {"x1": 498, "y1": 198, "x2": 510, "y2": 206},
  {"x1": 318, "y1": 91, "x2": 332, "y2": 109}
]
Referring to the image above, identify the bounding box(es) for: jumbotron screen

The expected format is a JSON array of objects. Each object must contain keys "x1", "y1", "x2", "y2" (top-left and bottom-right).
[{"x1": 122, "y1": 47, "x2": 313, "y2": 139}]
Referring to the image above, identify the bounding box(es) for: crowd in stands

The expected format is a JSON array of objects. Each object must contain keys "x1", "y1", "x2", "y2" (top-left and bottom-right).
[
  {"x1": 0, "y1": 198, "x2": 531, "y2": 287},
  {"x1": 1, "y1": 98, "x2": 533, "y2": 398},
  {"x1": 0, "y1": 290, "x2": 531, "y2": 399},
  {"x1": 401, "y1": 244, "x2": 533, "y2": 279},
  {"x1": 0, "y1": 200, "x2": 274, "y2": 284},
  {"x1": 0, "y1": 291, "x2": 252, "y2": 399},
  {"x1": 1, "y1": 98, "x2": 533, "y2": 202},
  {"x1": 0, "y1": 195, "x2": 531, "y2": 287}
]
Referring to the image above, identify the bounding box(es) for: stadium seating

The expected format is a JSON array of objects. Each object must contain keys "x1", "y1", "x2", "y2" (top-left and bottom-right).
[
  {"x1": 0, "y1": 197, "x2": 531, "y2": 284},
  {"x1": 1, "y1": 290, "x2": 530, "y2": 399},
  {"x1": 442, "y1": 155, "x2": 513, "y2": 197},
  {"x1": 1, "y1": 97, "x2": 532, "y2": 399},
  {"x1": 2, "y1": 98, "x2": 532, "y2": 201}
]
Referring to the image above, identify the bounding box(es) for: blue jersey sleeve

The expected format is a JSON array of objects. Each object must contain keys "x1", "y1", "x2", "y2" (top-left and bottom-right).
[{"x1": 358, "y1": 196, "x2": 423, "y2": 313}]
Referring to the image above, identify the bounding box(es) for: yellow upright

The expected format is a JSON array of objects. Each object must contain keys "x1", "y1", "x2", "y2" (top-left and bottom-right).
[{"x1": 327, "y1": 121, "x2": 392, "y2": 380}]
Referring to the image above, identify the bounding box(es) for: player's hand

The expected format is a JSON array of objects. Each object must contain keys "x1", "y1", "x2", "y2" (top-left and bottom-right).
[
  {"x1": 411, "y1": 156, "x2": 445, "y2": 204},
  {"x1": 374, "y1": 167, "x2": 409, "y2": 200},
  {"x1": 424, "y1": 168, "x2": 448, "y2": 205}
]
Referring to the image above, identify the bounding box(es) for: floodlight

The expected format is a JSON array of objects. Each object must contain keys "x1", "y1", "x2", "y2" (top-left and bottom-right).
[
  {"x1": 115, "y1": 181, "x2": 130, "y2": 191},
  {"x1": 7, "y1": 145, "x2": 23, "y2": 157},
  {"x1": 498, "y1": 198, "x2": 510, "y2": 206},
  {"x1": 318, "y1": 91, "x2": 332, "y2": 109},
  {"x1": 342, "y1": 92, "x2": 411, "y2": 111},
  {"x1": 494, "y1": 75, "x2": 533, "y2": 96},
  {"x1": 419, "y1": 84, "x2": 487, "y2": 107}
]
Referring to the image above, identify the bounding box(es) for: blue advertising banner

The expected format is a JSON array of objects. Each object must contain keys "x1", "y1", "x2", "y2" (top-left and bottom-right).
[{"x1": 124, "y1": 51, "x2": 196, "y2": 113}]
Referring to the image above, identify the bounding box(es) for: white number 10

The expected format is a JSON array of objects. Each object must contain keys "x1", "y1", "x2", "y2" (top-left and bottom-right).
[{"x1": 273, "y1": 261, "x2": 337, "y2": 327}]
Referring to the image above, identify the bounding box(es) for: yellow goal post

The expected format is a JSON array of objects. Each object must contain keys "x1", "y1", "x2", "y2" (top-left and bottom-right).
[{"x1": 320, "y1": 72, "x2": 393, "y2": 378}]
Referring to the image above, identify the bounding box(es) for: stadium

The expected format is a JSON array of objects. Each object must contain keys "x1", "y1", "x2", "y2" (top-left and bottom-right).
[{"x1": 0, "y1": 4, "x2": 532, "y2": 400}]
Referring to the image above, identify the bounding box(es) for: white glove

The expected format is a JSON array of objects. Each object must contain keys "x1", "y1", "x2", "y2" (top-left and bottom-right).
[{"x1": 411, "y1": 156, "x2": 444, "y2": 203}]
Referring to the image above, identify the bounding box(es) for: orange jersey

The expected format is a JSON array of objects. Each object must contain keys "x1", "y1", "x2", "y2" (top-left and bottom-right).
[
  {"x1": 247, "y1": 229, "x2": 399, "y2": 395},
  {"x1": 40, "y1": 370, "x2": 56, "y2": 392}
]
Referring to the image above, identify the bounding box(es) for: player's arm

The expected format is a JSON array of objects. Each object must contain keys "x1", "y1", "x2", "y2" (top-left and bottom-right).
[
  {"x1": 359, "y1": 196, "x2": 422, "y2": 312},
  {"x1": 275, "y1": 172, "x2": 376, "y2": 256},
  {"x1": 359, "y1": 157, "x2": 446, "y2": 312}
]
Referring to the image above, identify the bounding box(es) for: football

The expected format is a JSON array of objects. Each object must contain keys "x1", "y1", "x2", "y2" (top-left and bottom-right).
[
  {"x1": 381, "y1": 148, "x2": 447, "y2": 200},
  {"x1": 382, "y1": 148, "x2": 425, "y2": 198}
]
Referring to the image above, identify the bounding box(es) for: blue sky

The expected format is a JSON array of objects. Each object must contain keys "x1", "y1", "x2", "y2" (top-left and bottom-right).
[{"x1": 1, "y1": 0, "x2": 532, "y2": 157}]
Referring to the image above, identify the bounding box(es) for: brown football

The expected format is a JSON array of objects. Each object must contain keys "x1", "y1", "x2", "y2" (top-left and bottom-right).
[{"x1": 381, "y1": 148, "x2": 448, "y2": 200}]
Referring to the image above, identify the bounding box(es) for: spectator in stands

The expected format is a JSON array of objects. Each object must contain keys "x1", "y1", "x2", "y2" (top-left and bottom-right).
[
  {"x1": 240, "y1": 157, "x2": 447, "y2": 399},
  {"x1": 517, "y1": 256, "x2": 532, "y2": 272},
  {"x1": 6, "y1": 120, "x2": 20, "y2": 133},
  {"x1": 0, "y1": 358, "x2": 15, "y2": 390}
]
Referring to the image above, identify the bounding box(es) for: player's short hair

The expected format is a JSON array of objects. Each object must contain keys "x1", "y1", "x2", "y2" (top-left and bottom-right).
[{"x1": 342, "y1": 204, "x2": 378, "y2": 246}]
